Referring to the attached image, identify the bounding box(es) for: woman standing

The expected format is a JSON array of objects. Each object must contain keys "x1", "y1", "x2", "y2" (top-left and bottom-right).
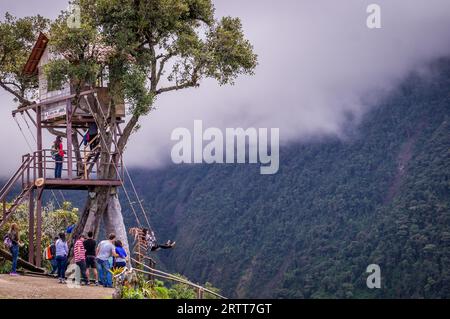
[
  {"x1": 55, "y1": 232, "x2": 69, "y2": 284},
  {"x1": 7, "y1": 223, "x2": 21, "y2": 276},
  {"x1": 53, "y1": 136, "x2": 65, "y2": 179}
]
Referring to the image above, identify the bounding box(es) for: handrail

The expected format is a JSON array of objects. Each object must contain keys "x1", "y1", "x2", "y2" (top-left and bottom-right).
[
  {"x1": 29, "y1": 148, "x2": 122, "y2": 181},
  {"x1": 130, "y1": 257, "x2": 227, "y2": 299},
  {"x1": 12, "y1": 89, "x2": 97, "y2": 115},
  {"x1": 0, "y1": 155, "x2": 34, "y2": 202}
]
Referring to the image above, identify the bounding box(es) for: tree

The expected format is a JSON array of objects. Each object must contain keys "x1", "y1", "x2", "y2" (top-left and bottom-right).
[
  {"x1": 0, "y1": 1, "x2": 257, "y2": 249},
  {"x1": 0, "y1": 13, "x2": 48, "y2": 105}
]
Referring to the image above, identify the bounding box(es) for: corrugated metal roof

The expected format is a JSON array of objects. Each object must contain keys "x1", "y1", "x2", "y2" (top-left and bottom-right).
[{"x1": 22, "y1": 33, "x2": 49, "y2": 76}]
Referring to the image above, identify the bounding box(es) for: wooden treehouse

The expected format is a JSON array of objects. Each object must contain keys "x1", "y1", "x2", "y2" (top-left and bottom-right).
[{"x1": 0, "y1": 33, "x2": 125, "y2": 268}]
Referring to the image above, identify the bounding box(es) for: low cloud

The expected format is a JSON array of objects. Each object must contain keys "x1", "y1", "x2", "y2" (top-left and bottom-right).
[{"x1": 1, "y1": 0, "x2": 450, "y2": 175}]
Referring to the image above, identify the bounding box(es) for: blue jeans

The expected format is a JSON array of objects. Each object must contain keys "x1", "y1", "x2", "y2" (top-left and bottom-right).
[
  {"x1": 50, "y1": 259, "x2": 58, "y2": 274},
  {"x1": 96, "y1": 259, "x2": 112, "y2": 287},
  {"x1": 56, "y1": 255, "x2": 67, "y2": 279},
  {"x1": 55, "y1": 155, "x2": 63, "y2": 178},
  {"x1": 10, "y1": 244, "x2": 19, "y2": 273}
]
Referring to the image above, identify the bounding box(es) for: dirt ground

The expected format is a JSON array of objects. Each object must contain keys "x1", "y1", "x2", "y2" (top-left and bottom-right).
[{"x1": 0, "y1": 274, "x2": 114, "y2": 299}]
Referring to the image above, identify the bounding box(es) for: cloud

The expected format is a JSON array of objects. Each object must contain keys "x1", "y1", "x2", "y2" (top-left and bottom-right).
[{"x1": 1, "y1": 0, "x2": 450, "y2": 175}]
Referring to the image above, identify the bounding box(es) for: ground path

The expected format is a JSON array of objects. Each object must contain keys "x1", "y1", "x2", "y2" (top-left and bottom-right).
[{"x1": 0, "y1": 274, "x2": 114, "y2": 299}]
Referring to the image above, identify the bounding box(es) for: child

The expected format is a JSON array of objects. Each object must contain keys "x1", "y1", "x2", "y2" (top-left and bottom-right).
[{"x1": 114, "y1": 240, "x2": 128, "y2": 268}]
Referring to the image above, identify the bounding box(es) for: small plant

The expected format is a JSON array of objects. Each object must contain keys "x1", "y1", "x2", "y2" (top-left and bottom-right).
[
  {"x1": 121, "y1": 286, "x2": 145, "y2": 299},
  {"x1": 0, "y1": 259, "x2": 12, "y2": 274}
]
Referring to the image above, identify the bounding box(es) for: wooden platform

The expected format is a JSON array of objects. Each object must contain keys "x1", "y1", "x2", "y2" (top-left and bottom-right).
[{"x1": 42, "y1": 178, "x2": 122, "y2": 190}]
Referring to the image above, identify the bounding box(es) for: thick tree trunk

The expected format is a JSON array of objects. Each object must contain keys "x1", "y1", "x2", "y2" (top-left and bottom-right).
[
  {"x1": 71, "y1": 91, "x2": 131, "y2": 256},
  {"x1": 73, "y1": 185, "x2": 129, "y2": 253},
  {"x1": 103, "y1": 191, "x2": 130, "y2": 253}
]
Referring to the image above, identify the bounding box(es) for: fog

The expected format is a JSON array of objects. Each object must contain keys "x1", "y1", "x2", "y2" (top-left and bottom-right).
[{"x1": 1, "y1": 0, "x2": 450, "y2": 175}]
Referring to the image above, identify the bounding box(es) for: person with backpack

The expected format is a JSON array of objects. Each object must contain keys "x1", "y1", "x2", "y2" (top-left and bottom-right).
[
  {"x1": 52, "y1": 136, "x2": 65, "y2": 179},
  {"x1": 4, "y1": 223, "x2": 21, "y2": 276},
  {"x1": 74, "y1": 234, "x2": 89, "y2": 285},
  {"x1": 45, "y1": 237, "x2": 58, "y2": 275},
  {"x1": 83, "y1": 231, "x2": 99, "y2": 286},
  {"x1": 55, "y1": 232, "x2": 69, "y2": 284}
]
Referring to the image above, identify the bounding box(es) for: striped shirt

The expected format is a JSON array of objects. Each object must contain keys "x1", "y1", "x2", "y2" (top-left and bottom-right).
[{"x1": 74, "y1": 239, "x2": 86, "y2": 262}]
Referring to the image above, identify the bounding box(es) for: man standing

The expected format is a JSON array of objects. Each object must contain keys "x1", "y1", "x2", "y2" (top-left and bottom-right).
[
  {"x1": 83, "y1": 231, "x2": 98, "y2": 286},
  {"x1": 96, "y1": 233, "x2": 118, "y2": 288},
  {"x1": 74, "y1": 234, "x2": 88, "y2": 285}
]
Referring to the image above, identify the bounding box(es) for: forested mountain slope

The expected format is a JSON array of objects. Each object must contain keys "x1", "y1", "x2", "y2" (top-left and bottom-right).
[
  {"x1": 3, "y1": 59, "x2": 446, "y2": 298},
  {"x1": 122, "y1": 58, "x2": 450, "y2": 299}
]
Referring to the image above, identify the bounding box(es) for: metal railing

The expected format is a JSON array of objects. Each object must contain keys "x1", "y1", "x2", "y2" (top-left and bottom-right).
[{"x1": 28, "y1": 148, "x2": 123, "y2": 181}]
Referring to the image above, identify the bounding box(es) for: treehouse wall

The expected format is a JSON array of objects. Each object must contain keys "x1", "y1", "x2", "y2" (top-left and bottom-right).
[
  {"x1": 38, "y1": 47, "x2": 70, "y2": 121},
  {"x1": 36, "y1": 47, "x2": 125, "y2": 123}
]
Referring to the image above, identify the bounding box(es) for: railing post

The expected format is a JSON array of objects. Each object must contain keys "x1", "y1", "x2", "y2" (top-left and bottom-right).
[
  {"x1": 37, "y1": 106, "x2": 43, "y2": 179},
  {"x1": 66, "y1": 99, "x2": 73, "y2": 179},
  {"x1": 43, "y1": 150, "x2": 46, "y2": 179},
  {"x1": 35, "y1": 188, "x2": 43, "y2": 267},
  {"x1": 2, "y1": 200, "x2": 6, "y2": 220},
  {"x1": 28, "y1": 188, "x2": 35, "y2": 265},
  {"x1": 33, "y1": 152, "x2": 36, "y2": 181},
  {"x1": 197, "y1": 288, "x2": 204, "y2": 299},
  {"x1": 26, "y1": 154, "x2": 30, "y2": 187}
]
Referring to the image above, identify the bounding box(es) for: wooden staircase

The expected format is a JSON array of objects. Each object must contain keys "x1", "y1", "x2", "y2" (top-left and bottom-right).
[{"x1": 0, "y1": 155, "x2": 35, "y2": 228}]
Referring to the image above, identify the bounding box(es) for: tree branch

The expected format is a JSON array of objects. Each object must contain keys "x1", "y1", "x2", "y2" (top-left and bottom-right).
[
  {"x1": 155, "y1": 81, "x2": 198, "y2": 95},
  {"x1": 150, "y1": 45, "x2": 158, "y2": 93},
  {"x1": 117, "y1": 113, "x2": 139, "y2": 154},
  {"x1": 0, "y1": 81, "x2": 32, "y2": 105},
  {"x1": 155, "y1": 51, "x2": 176, "y2": 86}
]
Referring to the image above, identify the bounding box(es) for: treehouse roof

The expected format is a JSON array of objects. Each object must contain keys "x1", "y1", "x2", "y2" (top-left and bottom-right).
[{"x1": 23, "y1": 33, "x2": 49, "y2": 76}]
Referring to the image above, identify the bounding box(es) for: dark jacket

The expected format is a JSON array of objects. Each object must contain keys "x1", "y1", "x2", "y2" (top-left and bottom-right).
[
  {"x1": 8, "y1": 230, "x2": 19, "y2": 245},
  {"x1": 50, "y1": 243, "x2": 56, "y2": 258}
]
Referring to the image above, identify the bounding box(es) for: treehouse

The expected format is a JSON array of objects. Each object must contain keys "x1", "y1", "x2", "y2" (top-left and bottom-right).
[{"x1": 0, "y1": 33, "x2": 126, "y2": 268}]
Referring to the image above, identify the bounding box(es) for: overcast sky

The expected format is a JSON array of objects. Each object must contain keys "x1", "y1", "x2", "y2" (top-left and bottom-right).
[{"x1": 1, "y1": 0, "x2": 450, "y2": 176}]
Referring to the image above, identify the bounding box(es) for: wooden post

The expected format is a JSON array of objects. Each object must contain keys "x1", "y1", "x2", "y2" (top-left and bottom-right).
[
  {"x1": 197, "y1": 288, "x2": 204, "y2": 299},
  {"x1": 66, "y1": 100, "x2": 73, "y2": 179},
  {"x1": 28, "y1": 188, "x2": 35, "y2": 264},
  {"x1": 35, "y1": 188, "x2": 43, "y2": 267},
  {"x1": 2, "y1": 200, "x2": 5, "y2": 221},
  {"x1": 36, "y1": 106, "x2": 43, "y2": 179}
]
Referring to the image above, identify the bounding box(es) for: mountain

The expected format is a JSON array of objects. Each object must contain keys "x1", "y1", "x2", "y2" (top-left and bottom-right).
[
  {"x1": 3, "y1": 59, "x2": 448, "y2": 299},
  {"x1": 122, "y1": 58, "x2": 450, "y2": 299}
]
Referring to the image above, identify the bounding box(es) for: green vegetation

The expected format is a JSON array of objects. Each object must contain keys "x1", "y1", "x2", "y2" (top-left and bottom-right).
[
  {"x1": 0, "y1": 201, "x2": 78, "y2": 273},
  {"x1": 122, "y1": 58, "x2": 450, "y2": 298},
  {"x1": 114, "y1": 271, "x2": 220, "y2": 300}
]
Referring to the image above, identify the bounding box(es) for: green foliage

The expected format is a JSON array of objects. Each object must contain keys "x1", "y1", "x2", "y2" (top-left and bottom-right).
[
  {"x1": 0, "y1": 260, "x2": 12, "y2": 274},
  {"x1": 45, "y1": 0, "x2": 257, "y2": 121},
  {"x1": 0, "y1": 13, "x2": 49, "y2": 104},
  {"x1": 121, "y1": 286, "x2": 145, "y2": 299},
  {"x1": 0, "y1": 201, "x2": 78, "y2": 271},
  {"x1": 153, "y1": 280, "x2": 171, "y2": 299},
  {"x1": 167, "y1": 274, "x2": 197, "y2": 299},
  {"x1": 121, "y1": 59, "x2": 450, "y2": 299},
  {"x1": 42, "y1": 201, "x2": 79, "y2": 243}
]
